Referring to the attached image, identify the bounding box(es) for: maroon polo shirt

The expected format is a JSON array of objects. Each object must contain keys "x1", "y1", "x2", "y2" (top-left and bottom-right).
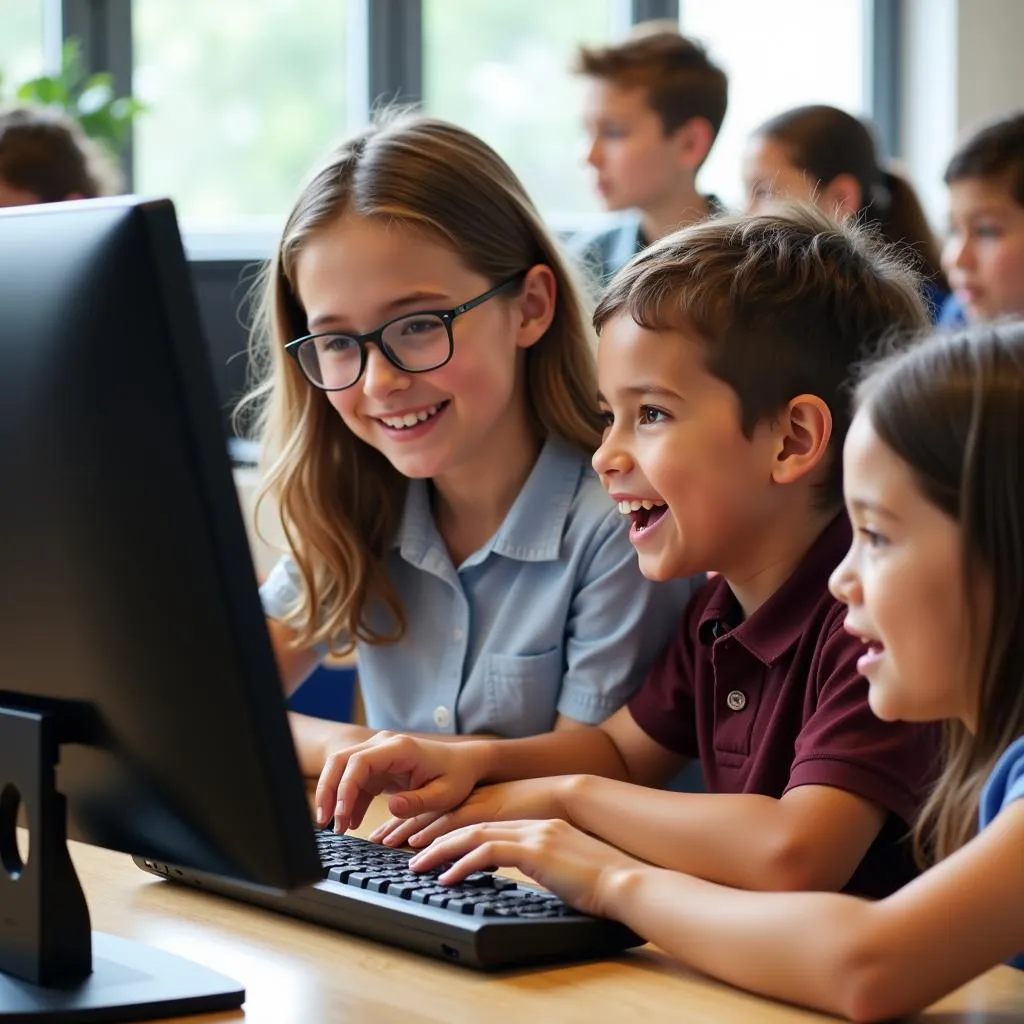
[{"x1": 628, "y1": 513, "x2": 938, "y2": 898}]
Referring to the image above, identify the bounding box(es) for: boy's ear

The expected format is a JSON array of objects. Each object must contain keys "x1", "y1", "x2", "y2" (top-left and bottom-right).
[
  {"x1": 671, "y1": 116, "x2": 715, "y2": 172},
  {"x1": 769, "y1": 394, "x2": 833, "y2": 487},
  {"x1": 514, "y1": 264, "x2": 557, "y2": 350},
  {"x1": 821, "y1": 173, "x2": 863, "y2": 220}
]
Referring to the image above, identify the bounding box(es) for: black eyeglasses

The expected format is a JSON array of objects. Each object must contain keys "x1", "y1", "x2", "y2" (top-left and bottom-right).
[{"x1": 285, "y1": 271, "x2": 527, "y2": 392}]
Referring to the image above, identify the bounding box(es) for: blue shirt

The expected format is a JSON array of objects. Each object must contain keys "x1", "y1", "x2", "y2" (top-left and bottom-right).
[
  {"x1": 261, "y1": 435, "x2": 699, "y2": 737},
  {"x1": 938, "y1": 294, "x2": 967, "y2": 327},
  {"x1": 570, "y1": 195, "x2": 725, "y2": 291},
  {"x1": 979, "y1": 735, "x2": 1024, "y2": 971}
]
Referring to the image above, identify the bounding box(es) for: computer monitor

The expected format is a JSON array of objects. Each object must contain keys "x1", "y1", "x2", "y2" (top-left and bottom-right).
[{"x1": 0, "y1": 197, "x2": 320, "y2": 1020}]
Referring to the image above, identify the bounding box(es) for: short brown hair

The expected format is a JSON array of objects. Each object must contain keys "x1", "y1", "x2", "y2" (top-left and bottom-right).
[
  {"x1": 944, "y1": 110, "x2": 1024, "y2": 207},
  {"x1": 0, "y1": 105, "x2": 122, "y2": 201},
  {"x1": 575, "y1": 22, "x2": 727, "y2": 139},
  {"x1": 594, "y1": 205, "x2": 929, "y2": 508}
]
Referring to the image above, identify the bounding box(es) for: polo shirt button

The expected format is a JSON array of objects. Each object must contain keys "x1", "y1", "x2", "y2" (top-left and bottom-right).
[
  {"x1": 452, "y1": 628, "x2": 464, "y2": 642},
  {"x1": 433, "y1": 705, "x2": 452, "y2": 728},
  {"x1": 726, "y1": 690, "x2": 747, "y2": 712}
]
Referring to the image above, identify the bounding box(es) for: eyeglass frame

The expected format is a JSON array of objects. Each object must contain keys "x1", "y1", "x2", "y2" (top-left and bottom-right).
[{"x1": 284, "y1": 270, "x2": 528, "y2": 392}]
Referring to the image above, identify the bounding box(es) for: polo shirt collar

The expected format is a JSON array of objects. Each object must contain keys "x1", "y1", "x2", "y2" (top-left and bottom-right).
[
  {"x1": 697, "y1": 513, "x2": 852, "y2": 664},
  {"x1": 393, "y1": 435, "x2": 584, "y2": 569}
]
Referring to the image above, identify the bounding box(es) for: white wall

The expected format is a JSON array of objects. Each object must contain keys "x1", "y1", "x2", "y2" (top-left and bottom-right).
[{"x1": 900, "y1": 0, "x2": 1024, "y2": 229}]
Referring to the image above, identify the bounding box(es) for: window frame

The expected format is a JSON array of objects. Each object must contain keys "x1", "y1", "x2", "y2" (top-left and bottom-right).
[{"x1": 59, "y1": 0, "x2": 900, "y2": 250}]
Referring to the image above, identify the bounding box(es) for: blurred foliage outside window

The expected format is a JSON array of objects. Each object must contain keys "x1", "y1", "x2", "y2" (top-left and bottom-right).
[
  {"x1": 133, "y1": 0, "x2": 350, "y2": 228},
  {"x1": 422, "y1": 0, "x2": 618, "y2": 224}
]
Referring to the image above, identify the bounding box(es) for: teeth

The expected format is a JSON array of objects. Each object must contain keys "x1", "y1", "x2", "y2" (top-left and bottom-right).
[
  {"x1": 381, "y1": 404, "x2": 440, "y2": 429},
  {"x1": 617, "y1": 498, "x2": 667, "y2": 515}
]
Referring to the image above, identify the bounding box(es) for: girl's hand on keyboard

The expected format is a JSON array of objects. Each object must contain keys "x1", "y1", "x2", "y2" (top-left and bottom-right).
[
  {"x1": 370, "y1": 776, "x2": 575, "y2": 848},
  {"x1": 318, "y1": 732, "x2": 486, "y2": 833},
  {"x1": 408, "y1": 818, "x2": 642, "y2": 919}
]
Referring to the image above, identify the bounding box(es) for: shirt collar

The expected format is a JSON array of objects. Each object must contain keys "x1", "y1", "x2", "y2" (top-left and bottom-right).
[
  {"x1": 622, "y1": 194, "x2": 726, "y2": 263},
  {"x1": 392, "y1": 435, "x2": 586, "y2": 569},
  {"x1": 697, "y1": 513, "x2": 851, "y2": 664}
]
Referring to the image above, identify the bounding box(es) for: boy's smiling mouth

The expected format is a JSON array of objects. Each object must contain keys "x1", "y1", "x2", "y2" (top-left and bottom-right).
[{"x1": 615, "y1": 496, "x2": 669, "y2": 540}]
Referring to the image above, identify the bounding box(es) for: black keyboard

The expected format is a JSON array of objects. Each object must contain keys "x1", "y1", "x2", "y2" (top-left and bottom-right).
[{"x1": 134, "y1": 829, "x2": 643, "y2": 970}]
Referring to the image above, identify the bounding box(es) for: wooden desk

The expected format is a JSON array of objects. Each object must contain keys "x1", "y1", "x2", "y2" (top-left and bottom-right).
[{"x1": 68, "y1": 802, "x2": 1024, "y2": 1023}]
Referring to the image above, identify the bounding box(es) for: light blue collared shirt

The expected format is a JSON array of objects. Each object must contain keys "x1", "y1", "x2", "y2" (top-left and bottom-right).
[{"x1": 261, "y1": 436, "x2": 699, "y2": 737}]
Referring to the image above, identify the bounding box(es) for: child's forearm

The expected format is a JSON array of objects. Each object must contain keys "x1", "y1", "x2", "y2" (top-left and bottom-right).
[
  {"x1": 599, "y1": 865, "x2": 885, "y2": 1021},
  {"x1": 564, "y1": 777, "x2": 817, "y2": 890},
  {"x1": 474, "y1": 727, "x2": 631, "y2": 785},
  {"x1": 289, "y1": 713, "x2": 501, "y2": 778},
  {"x1": 288, "y1": 713, "x2": 375, "y2": 776}
]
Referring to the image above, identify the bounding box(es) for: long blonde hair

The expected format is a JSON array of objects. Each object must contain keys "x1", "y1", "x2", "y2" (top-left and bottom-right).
[
  {"x1": 854, "y1": 322, "x2": 1024, "y2": 864},
  {"x1": 239, "y1": 113, "x2": 602, "y2": 654}
]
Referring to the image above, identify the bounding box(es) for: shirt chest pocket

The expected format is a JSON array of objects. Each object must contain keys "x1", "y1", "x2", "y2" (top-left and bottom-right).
[{"x1": 484, "y1": 647, "x2": 564, "y2": 739}]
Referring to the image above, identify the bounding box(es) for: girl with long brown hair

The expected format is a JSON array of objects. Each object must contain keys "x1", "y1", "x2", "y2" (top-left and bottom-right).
[
  {"x1": 242, "y1": 112, "x2": 693, "y2": 781},
  {"x1": 743, "y1": 104, "x2": 949, "y2": 321}
]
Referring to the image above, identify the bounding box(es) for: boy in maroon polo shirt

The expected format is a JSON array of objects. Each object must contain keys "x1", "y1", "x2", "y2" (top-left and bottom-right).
[{"x1": 321, "y1": 207, "x2": 938, "y2": 899}]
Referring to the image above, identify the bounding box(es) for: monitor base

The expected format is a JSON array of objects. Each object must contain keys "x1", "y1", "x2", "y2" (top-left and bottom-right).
[{"x1": 0, "y1": 931, "x2": 244, "y2": 1021}]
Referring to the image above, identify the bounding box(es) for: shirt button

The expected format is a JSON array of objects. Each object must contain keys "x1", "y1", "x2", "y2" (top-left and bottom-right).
[
  {"x1": 433, "y1": 705, "x2": 451, "y2": 728},
  {"x1": 452, "y1": 628, "x2": 464, "y2": 642},
  {"x1": 726, "y1": 690, "x2": 747, "y2": 712}
]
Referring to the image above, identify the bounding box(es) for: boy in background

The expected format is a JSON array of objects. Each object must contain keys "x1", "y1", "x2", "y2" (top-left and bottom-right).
[{"x1": 571, "y1": 23, "x2": 727, "y2": 288}]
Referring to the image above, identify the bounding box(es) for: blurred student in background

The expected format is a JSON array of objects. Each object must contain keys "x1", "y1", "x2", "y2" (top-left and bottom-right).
[
  {"x1": 0, "y1": 105, "x2": 122, "y2": 208},
  {"x1": 744, "y1": 104, "x2": 948, "y2": 320},
  {"x1": 941, "y1": 110, "x2": 1024, "y2": 325},
  {"x1": 570, "y1": 22, "x2": 727, "y2": 289}
]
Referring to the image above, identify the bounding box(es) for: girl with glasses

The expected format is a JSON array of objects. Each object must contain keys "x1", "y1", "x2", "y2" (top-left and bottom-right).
[{"x1": 241, "y1": 112, "x2": 697, "y2": 780}]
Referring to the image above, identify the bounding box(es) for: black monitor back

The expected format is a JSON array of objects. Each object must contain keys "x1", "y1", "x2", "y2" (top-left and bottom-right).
[{"x1": 0, "y1": 197, "x2": 318, "y2": 891}]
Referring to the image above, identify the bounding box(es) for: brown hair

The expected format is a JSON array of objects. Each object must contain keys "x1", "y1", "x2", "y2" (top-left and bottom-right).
[
  {"x1": 944, "y1": 110, "x2": 1024, "y2": 207},
  {"x1": 753, "y1": 105, "x2": 946, "y2": 288},
  {"x1": 593, "y1": 205, "x2": 929, "y2": 509},
  {"x1": 853, "y1": 321, "x2": 1024, "y2": 864},
  {"x1": 239, "y1": 112, "x2": 602, "y2": 654},
  {"x1": 575, "y1": 22, "x2": 728, "y2": 142},
  {"x1": 0, "y1": 105, "x2": 122, "y2": 201}
]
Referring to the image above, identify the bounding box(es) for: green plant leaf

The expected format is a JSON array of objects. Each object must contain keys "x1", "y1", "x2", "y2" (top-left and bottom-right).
[
  {"x1": 77, "y1": 79, "x2": 116, "y2": 116},
  {"x1": 16, "y1": 76, "x2": 68, "y2": 106},
  {"x1": 59, "y1": 38, "x2": 87, "y2": 95},
  {"x1": 1, "y1": 35, "x2": 146, "y2": 157}
]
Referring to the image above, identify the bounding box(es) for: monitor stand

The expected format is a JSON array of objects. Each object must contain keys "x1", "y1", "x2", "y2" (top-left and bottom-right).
[{"x1": 0, "y1": 705, "x2": 245, "y2": 1021}]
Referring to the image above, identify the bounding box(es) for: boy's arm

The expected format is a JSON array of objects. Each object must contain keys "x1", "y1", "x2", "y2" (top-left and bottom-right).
[
  {"x1": 562, "y1": 775, "x2": 886, "y2": 891},
  {"x1": 400, "y1": 718, "x2": 883, "y2": 894},
  {"x1": 322, "y1": 704, "x2": 687, "y2": 832}
]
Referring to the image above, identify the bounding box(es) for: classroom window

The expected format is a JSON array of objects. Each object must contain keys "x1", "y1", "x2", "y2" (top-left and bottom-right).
[
  {"x1": 132, "y1": 0, "x2": 351, "y2": 228},
  {"x1": 679, "y1": 0, "x2": 867, "y2": 210},
  {"x1": 421, "y1": 0, "x2": 623, "y2": 224},
  {"x1": 0, "y1": 0, "x2": 47, "y2": 90}
]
